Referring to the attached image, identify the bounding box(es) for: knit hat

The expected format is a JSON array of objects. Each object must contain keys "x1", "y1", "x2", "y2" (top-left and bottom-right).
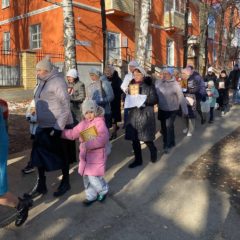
[
  {"x1": 128, "y1": 60, "x2": 139, "y2": 67},
  {"x1": 66, "y1": 69, "x2": 78, "y2": 79},
  {"x1": 89, "y1": 68, "x2": 101, "y2": 77},
  {"x1": 133, "y1": 66, "x2": 146, "y2": 76},
  {"x1": 36, "y1": 56, "x2": 53, "y2": 72},
  {"x1": 208, "y1": 80, "x2": 214, "y2": 87},
  {"x1": 208, "y1": 66, "x2": 213, "y2": 72},
  {"x1": 82, "y1": 99, "x2": 98, "y2": 116},
  {"x1": 163, "y1": 67, "x2": 174, "y2": 75}
]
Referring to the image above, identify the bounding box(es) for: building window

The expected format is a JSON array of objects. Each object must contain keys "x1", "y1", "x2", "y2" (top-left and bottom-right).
[
  {"x1": 224, "y1": 27, "x2": 227, "y2": 39},
  {"x1": 107, "y1": 32, "x2": 120, "y2": 64},
  {"x1": 165, "y1": 0, "x2": 185, "y2": 14},
  {"x1": 188, "y1": 10, "x2": 192, "y2": 25},
  {"x1": 30, "y1": 24, "x2": 41, "y2": 49},
  {"x1": 3, "y1": 32, "x2": 10, "y2": 51},
  {"x1": 2, "y1": 0, "x2": 9, "y2": 8},
  {"x1": 146, "y1": 34, "x2": 152, "y2": 64},
  {"x1": 208, "y1": 15, "x2": 216, "y2": 40},
  {"x1": 167, "y1": 40, "x2": 174, "y2": 66}
]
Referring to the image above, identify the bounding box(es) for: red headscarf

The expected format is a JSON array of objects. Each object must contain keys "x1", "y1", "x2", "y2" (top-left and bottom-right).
[{"x1": 0, "y1": 99, "x2": 9, "y2": 120}]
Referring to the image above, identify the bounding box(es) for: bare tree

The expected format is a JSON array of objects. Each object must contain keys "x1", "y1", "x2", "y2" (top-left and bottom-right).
[
  {"x1": 135, "y1": 0, "x2": 151, "y2": 67},
  {"x1": 62, "y1": 0, "x2": 77, "y2": 72},
  {"x1": 100, "y1": 0, "x2": 107, "y2": 68},
  {"x1": 183, "y1": 0, "x2": 190, "y2": 68}
]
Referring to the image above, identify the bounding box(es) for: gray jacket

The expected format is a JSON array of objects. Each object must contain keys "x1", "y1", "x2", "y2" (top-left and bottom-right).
[
  {"x1": 155, "y1": 78, "x2": 188, "y2": 115},
  {"x1": 34, "y1": 68, "x2": 72, "y2": 130}
]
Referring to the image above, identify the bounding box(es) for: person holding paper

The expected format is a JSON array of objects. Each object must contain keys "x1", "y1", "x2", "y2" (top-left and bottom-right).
[
  {"x1": 216, "y1": 70, "x2": 230, "y2": 116},
  {"x1": 62, "y1": 100, "x2": 109, "y2": 206},
  {"x1": 155, "y1": 68, "x2": 188, "y2": 154},
  {"x1": 125, "y1": 67, "x2": 158, "y2": 168}
]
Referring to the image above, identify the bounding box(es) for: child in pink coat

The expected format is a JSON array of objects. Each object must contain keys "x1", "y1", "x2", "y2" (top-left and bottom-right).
[{"x1": 62, "y1": 99, "x2": 109, "y2": 206}]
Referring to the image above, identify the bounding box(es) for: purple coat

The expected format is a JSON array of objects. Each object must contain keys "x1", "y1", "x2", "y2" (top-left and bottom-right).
[{"x1": 61, "y1": 116, "x2": 109, "y2": 176}]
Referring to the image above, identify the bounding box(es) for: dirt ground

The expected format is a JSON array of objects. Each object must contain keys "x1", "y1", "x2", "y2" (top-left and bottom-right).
[
  {"x1": 183, "y1": 126, "x2": 240, "y2": 212},
  {"x1": 8, "y1": 100, "x2": 31, "y2": 154}
]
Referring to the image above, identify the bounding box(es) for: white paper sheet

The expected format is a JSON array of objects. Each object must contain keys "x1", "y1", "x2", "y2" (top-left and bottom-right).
[{"x1": 124, "y1": 94, "x2": 147, "y2": 109}]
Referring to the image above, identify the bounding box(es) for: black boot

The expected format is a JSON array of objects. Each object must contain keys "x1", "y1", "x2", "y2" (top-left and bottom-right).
[
  {"x1": 150, "y1": 147, "x2": 157, "y2": 163},
  {"x1": 128, "y1": 160, "x2": 142, "y2": 168},
  {"x1": 27, "y1": 177, "x2": 47, "y2": 198},
  {"x1": 53, "y1": 178, "x2": 71, "y2": 197},
  {"x1": 15, "y1": 196, "x2": 33, "y2": 227}
]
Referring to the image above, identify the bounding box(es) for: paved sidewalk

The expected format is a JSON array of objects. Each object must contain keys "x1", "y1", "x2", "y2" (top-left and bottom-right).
[
  {"x1": 1, "y1": 105, "x2": 240, "y2": 239},
  {"x1": 0, "y1": 88, "x2": 34, "y2": 101}
]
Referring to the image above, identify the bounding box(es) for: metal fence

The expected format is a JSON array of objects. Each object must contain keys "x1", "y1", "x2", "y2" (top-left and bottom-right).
[{"x1": 0, "y1": 49, "x2": 20, "y2": 86}]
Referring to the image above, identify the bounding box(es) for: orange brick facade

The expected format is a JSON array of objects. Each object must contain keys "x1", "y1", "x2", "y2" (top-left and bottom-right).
[{"x1": 0, "y1": 0, "x2": 239, "y2": 78}]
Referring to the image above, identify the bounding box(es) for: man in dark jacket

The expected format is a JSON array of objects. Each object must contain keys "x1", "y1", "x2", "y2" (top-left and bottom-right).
[
  {"x1": 185, "y1": 66, "x2": 207, "y2": 124},
  {"x1": 228, "y1": 64, "x2": 240, "y2": 104}
]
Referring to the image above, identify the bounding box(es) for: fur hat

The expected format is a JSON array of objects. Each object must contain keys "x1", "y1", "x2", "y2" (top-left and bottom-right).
[
  {"x1": 208, "y1": 80, "x2": 214, "y2": 87},
  {"x1": 82, "y1": 99, "x2": 98, "y2": 116},
  {"x1": 66, "y1": 69, "x2": 78, "y2": 79},
  {"x1": 89, "y1": 68, "x2": 101, "y2": 77},
  {"x1": 133, "y1": 66, "x2": 146, "y2": 76},
  {"x1": 36, "y1": 56, "x2": 53, "y2": 72}
]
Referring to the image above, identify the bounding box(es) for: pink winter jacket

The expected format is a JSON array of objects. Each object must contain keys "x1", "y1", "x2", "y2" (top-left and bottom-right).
[{"x1": 61, "y1": 117, "x2": 109, "y2": 176}]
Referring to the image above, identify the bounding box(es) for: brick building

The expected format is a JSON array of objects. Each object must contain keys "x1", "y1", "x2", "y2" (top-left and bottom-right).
[{"x1": 0, "y1": 0, "x2": 239, "y2": 88}]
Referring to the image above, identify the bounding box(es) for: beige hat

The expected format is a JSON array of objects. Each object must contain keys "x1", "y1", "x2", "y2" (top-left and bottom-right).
[
  {"x1": 82, "y1": 99, "x2": 97, "y2": 116},
  {"x1": 36, "y1": 56, "x2": 53, "y2": 72}
]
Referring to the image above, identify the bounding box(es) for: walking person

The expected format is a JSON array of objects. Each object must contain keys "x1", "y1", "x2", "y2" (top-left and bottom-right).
[
  {"x1": 121, "y1": 60, "x2": 139, "y2": 128},
  {"x1": 204, "y1": 66, "x2": 217, "y2": 87},
  {"x1": 21, "y1": 100, "x2": 38, "y2": 174},
  {"x1": 0, "y1": 106, "x2": 32, "y2": 226},
  {"x1": 155, "y1": 68, "x2": 188, "y2": 153},
  {"x1": 66, "y1": 68, "x2": 86, "y2": 124},
  {"x1": 86, "y1": 68, "x2": 114, "y2": 129},
  {"x1": 206, "y1": 81, "x2": 219, "y2": 123},
  {"x1": 125, "y1": 66, "x2": 158, "y2": 168},
  {"x1": 62, "y1": 100, "x2": 109, "y2": 206},
  {"x1": 104, "y1": 65, "x2": 122, "y2": 140},
  {"x1": 228, "y1": 64, "x2": 240, "y2": 104},
  {"x1": 216, "y1": 70, "x2": 230, "y2": 116},
  {"x1": 26, "y1": 56, "x2": 74, "y2": 198}
]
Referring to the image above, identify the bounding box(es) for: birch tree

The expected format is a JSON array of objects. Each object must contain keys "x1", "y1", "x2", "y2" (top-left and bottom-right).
[
  {"x1": 135, "y1": 0, "x2": 151, "y2": 67},
  {"x1": 62, "y1": 0, "x2": 77, "y2": 72}
]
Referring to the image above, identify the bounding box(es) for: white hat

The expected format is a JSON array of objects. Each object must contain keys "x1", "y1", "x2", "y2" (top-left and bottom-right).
[
  {"x1": 128, "y1": 60, "x2": 139, "y2": 67},
  {"x1": 66, "y1": 69, "x2": 78, "y2": 79},
  {"x1": 133, "y1": 66, "x2": 146, "y2": 76},
  {"x1": 208, "y1": 67, "x2": 213, "y2": 72}
]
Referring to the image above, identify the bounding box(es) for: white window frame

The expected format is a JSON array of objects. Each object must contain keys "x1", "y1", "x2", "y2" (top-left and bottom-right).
[
  {"x1": 107, "y1": 31, "x2": 121, "y2": 64},
  {"x1": 146, "y1": 34, "x2": 152, "y2": 64},
  {"x1": 164, "y1": 0, "x2": 185, "y2": 14},
  {"x1": 188, "y1": 10, "x2": 192, "y2": 25},
  {"x1": 3, "y1": 31, "x2": 10, "y2": 52},
  {"x1": 2, "y1": 0, "x2": 10, "y2": 9},
  {"x1": 208, "y1": 15, "x2": 216, "y2": 40},
  {"x1": 30, "y1": 24, "x2": 42, "y2": 49},
  {"x1": 167, "y1": 39, "x2": 174, "y2": 66}
]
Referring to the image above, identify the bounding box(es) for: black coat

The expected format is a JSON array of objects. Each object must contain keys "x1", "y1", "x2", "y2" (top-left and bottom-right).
[
  {"x1": 216, "y1": 76, "x2": 230, "y2": 106},
  {"x1": 229, "y1": 69, "x2": 240, "y2": 89},
  {"x1": 31, "y1": 127, "x2": 76, "y2": 171},
  {"x1": 107, "y1": 71, "x2": 123, "y2": 122},
  {"x1": 125, "y1": 77, "x2": 158, "y2": 142}
]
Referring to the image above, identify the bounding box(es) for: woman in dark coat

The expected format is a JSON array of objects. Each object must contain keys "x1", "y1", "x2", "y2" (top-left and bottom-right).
[
  {"x1": 104, "y1": 65, "x2": 123, "y2": 140},
  {"x1": 216, "y1": 70, "x2": 230, "y2": 115},
  {"x1": 125, "y1": 66, "x2": 158, "y2": 168}
]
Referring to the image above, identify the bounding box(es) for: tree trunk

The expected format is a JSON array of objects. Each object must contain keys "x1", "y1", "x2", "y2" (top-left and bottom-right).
[
  {"x1": 62, "y1": 0, "x2": 77, "y2": 72},
  {"x1": 100, "y1": 0, "x2": 107, "y2": 68},
  {"x1": 134, "y1": 0, "x2": 142, "y2": 60},
  {"x1": 135, "y1": 0, "x2": 151, "y2": 67},
  {"x1": 217, "y1": 5, "x2": 225, "y2": 67},
  {"x1": 183, "y1": 0, "x2": 190, "y2": 68},
  {"x1": 224, "y1": 5, "x2": 235, "y2": 66},
  {"x1": 198, "y1": 2, "x2": 209, "y2": 76}
]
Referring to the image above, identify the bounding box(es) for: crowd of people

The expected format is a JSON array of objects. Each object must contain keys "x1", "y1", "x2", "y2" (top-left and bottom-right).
[{"x1": 0, "y1": 56, "x2": 240, "y2": 226}]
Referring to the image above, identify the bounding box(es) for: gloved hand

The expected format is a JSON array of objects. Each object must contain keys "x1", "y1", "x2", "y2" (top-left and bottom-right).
[
  {"x1": 49, "y1": 128, "x2": 62, "y2": 138},
  {"x1": 26, "y1": 117, "x2": 31, "y2": 121}
]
